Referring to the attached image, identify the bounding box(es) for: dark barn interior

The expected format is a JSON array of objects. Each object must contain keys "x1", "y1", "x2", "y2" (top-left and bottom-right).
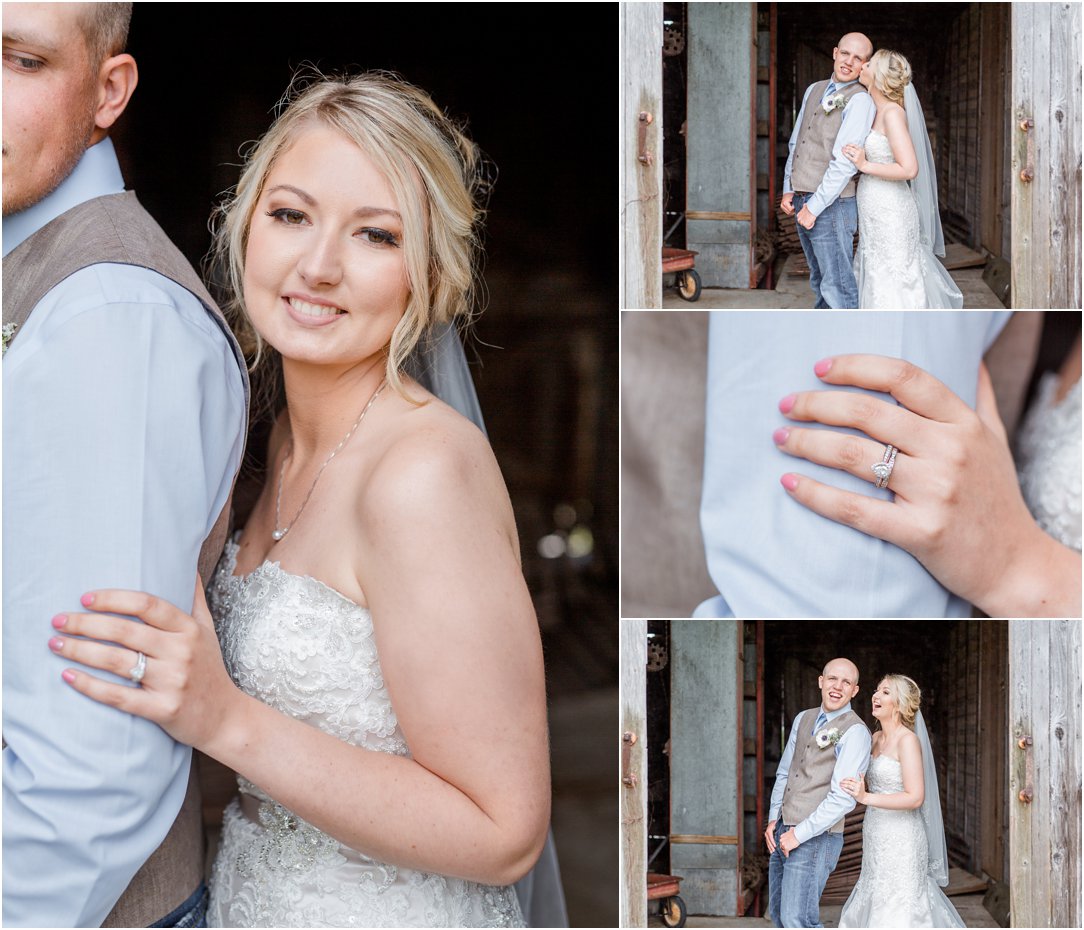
[
  {"x1": 662, "y1": 2, "x2": 1011, "y2": 290},
  {"x1": 648, "y1": 619, "x2": 1008, "y2": 920}
]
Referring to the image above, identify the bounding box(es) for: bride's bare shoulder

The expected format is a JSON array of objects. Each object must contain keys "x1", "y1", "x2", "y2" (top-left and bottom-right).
[{"x1": 360, "y1": 386, "x2": 511, "y2": 525}]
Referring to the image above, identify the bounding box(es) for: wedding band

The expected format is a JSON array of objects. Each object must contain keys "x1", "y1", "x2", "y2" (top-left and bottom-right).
[
  {"x1": 128, "y1": 651, "x2": 147, "y2": 685},
  {"x1": 871, "y1": 444, "x2": 898, "y2": 489}
]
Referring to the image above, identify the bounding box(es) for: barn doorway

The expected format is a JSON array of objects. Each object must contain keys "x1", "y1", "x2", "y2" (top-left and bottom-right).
[
  {"x1": 663, "y1": 2, "x2": 1010, "y2": 299},
  {"x1": 647, "y1": 619, "x2": 1008, "y2": 924}
]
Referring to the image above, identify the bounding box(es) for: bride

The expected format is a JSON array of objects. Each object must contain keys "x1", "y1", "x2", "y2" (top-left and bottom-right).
[
  {"x1": 842, "y1": 50, "x2": 963, "y2": 309},
  {"x1": 837, "y1": 675, "x2": 964, "y2": 928},
  {"x1": 48, "y1": 72, "x2": 549, "y2": 927}
]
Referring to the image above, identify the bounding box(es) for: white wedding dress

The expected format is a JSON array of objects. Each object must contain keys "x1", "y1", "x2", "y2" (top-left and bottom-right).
[
  {"x1": 205, "y1": 540, "x2": 525, "y2": 928},
  {"x1": 837, "y1": 755, "x2": 965, "y2": 929},
  {"x1": 1015, "y1": 373, "x2": 1082, "y2": 551},
  {"x1": 854, "y1": 131, "x2": 963, "y2": 309}
]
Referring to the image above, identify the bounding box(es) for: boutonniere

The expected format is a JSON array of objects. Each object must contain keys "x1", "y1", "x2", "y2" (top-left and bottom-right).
[
  {"x1": 815, "y1": 727, "x2": 842, "y2": 749},
  {"x1": 822, "y1": 93, "x2": 847, "y2": 114},
  {"x1": 2, "y1": 322, "x2": 18, "y2": 357}
]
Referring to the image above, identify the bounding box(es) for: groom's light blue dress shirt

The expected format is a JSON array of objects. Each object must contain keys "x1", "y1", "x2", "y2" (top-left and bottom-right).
[
  {"x1": 694, "y1": 311, "x2": 1011, "y2": 618},
  {"x1": 783, "y1": 78, "x2": 876, "y2": 217},
  {"x1": 3, "y1": 139, "x2": 246, "y2": 927},
  {"x1": 768, "y1": 703, "x2": 872, "y2": 844}
]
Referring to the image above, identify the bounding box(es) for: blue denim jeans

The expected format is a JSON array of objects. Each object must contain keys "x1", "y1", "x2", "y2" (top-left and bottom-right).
[
  {"x1": 767, "y1": 821, "x2": 844, "y2": 928},
  {"x1": 793, "y1": 193, "x2": 859, "y2": 309},
  {"x1": 149, "y1": 883, "x2": 208, "y2": 928}
]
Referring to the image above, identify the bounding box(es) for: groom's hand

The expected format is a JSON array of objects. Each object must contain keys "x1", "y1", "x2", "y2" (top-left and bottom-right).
[
  {"x1": 779, "y1": 827, "x2": 800, "y2": 858},
  {"x1": 796, "y1": 205, "x2": 816, "y2": 229},
  {"x1": 764, "y1": 819, "x2": 778, "y2": 853},
  {"x1": 779, "y1": 193, "x2": 794, "y2": 216}
]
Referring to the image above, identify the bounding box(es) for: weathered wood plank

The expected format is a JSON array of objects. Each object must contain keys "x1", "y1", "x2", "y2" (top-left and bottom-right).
[
  {"x1": 620, "y1": 618, "x2": 648, "y2": 928},
  {"x1": 620, "y1": 3, "x2": 663, "y2": 308},
  {"x1": 671, "y1": 620, "x2": 740, "y2": 915},
  {"x1": 686, "y1": 2, "x2": 753, "y2": 288}
]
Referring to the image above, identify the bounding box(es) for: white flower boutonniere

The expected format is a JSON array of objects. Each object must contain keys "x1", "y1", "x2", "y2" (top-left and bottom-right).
[
  {"x1": 2, "y1": 322, "x2": 18, "y2": 357},
  {"x1": 822, "y1": 93, "x2": 847, "y2": 114},
  {"x1": 815, "y1": 727, "x2": 842, "y2": 749}
]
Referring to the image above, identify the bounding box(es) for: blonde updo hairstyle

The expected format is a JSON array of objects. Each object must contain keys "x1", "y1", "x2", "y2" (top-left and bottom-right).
[
  {"x1": 867, "y1": 49, "x2": 912, "y2": 106},
  {"x1": 878, "y1": 674, "x2": 922, "y2": 730},
  {"x1": 211, "y1": 70, "x2": 487, "y2": 409}
]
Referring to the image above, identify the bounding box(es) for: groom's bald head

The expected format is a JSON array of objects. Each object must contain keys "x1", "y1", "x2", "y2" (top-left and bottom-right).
[
  {"x1": 819, "y1": 658, "x2": 860, "y2": 712},
  {"x1": 832, "y1": 33, "x2": 873, "y2": 84}
]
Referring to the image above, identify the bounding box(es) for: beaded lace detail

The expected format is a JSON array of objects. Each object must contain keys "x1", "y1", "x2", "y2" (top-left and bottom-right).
[
  {"x1": 853, "y1": 131, "x2": 962, "y2": 309},
  {"x1": 837, "y1": 756, "x2": 964, "y2": 928},
  {"x1": 206, "y1": 540, "x2": 524, "y2": 928},
  {"x1": 1016, "y1": 374, "x2": 1082, "y2": 552}
]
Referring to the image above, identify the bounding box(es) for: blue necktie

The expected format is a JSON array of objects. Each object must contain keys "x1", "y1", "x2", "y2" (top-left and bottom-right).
[
  {"x1": 825, "y1": 82, "x2": 837, "y2": 103},
  {"x1": 814, "y1": 712, "x2": 828, "y2": 734}
]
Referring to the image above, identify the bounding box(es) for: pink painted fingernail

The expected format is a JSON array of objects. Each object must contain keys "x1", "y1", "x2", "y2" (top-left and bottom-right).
[
  {"x1": 773, "y1": 428, "x2": 790, "y2": 445},
  {"x1": 778, "y1": 393, "x2": 796, "y2": 414},
  {"x1": 48, "y1": 637, "x2": 65, "y2": 652},
  {"x1": 62, "y1": 670, "x2": 76, "y2": 684},
  {"x1": 780, "y1": 473, "x2": 799, "y2": 491},
  {"x1": 814, "y1": 358, "x2": 833, "y2": 377},
  {"x1": 51, "y1": 614, "x2": 67, "y2": 629},
  {"x1": 80, "y1": 593, "x2": 95, "y2": 607}
]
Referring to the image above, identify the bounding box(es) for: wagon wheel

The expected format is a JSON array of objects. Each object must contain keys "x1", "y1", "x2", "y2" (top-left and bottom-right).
[
  {"x1": 661, "y1": 894, "x2": 687, "y2": 928},
  {"x1": 678, "y1": 269, "x2": 701, "y2": 302}
]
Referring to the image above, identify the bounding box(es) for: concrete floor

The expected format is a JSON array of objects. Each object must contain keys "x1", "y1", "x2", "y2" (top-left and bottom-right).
[
  {"x1": 648, "y1": 893, "x2": 999, "y2": 927},
  {"x1": 662, "y1": 254, "x2": 1003, "y2": 309}
]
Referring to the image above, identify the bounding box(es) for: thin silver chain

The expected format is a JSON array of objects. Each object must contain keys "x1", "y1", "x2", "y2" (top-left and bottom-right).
[{"x1": 272, "y1": 379, "x2": 387, "y2": 541}]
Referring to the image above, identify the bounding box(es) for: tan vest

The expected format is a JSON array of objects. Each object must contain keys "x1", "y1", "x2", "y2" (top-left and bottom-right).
[
  {"x1": 780, "y1": 707, "x2": 865, "y2": 833},
  {"x1": 3, "y1": 191, "x2": 248, "y2": 927},
  {"x1": 790, "y1": 80, "x2": 868, "y2": 199}
]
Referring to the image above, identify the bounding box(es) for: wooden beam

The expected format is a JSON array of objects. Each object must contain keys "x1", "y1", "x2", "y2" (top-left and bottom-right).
[
  {"x1": 671, "y1": 834, "x2": 739, "y2": 845},
  {"x1": 687, "y1": 211, "x2": 753, "y2": 221}
]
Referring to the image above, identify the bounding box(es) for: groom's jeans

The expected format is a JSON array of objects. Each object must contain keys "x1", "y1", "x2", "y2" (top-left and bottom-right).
[
  {"x1": 793, "y1": 193, "x2": 859, "y2": 309},
  {"x1": 767, "y1": 821, "x2": 844, "y2": 928}
]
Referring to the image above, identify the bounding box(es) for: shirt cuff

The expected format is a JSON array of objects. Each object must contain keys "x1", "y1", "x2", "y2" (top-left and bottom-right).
[{"x1": 792, "y1": 820, "x2": 814, "y2": 844}]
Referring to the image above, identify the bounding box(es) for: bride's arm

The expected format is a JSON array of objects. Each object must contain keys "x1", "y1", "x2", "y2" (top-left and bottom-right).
[{"x1": 53, "y1": 425, "x2": 550, "y2": 886}]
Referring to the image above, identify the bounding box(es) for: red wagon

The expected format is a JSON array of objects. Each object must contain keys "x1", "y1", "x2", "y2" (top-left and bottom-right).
[
  {"x1": 648, "y1": 871, "x2": 687, "y2": 927},
  {"x1": 662, "y1": 247, "x2": 702, "y2": 302}
]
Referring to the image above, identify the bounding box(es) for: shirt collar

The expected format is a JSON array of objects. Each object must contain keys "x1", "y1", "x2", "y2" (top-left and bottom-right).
[
  {"x1": 3, "y1": 137, "x2": 126, "y2": 257},
  {"x1": 819, "y1": 703, "x2": 853, "y2": 722},
  {"x1": 827, "y1": 76, "x2": 860, "y2": 92}
]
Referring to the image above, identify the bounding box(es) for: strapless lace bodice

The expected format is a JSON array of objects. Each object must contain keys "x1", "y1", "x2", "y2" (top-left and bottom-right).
[
  {"x1": 837, "y1": 756, "x2": 964, "y2": 928},
  {"x1": 853, "y1": 130, "x2": 962, "y2": 309},
  {"x1": 1016, "y1": 373, "x2": 1082, "y2": 552},
  {"x1": 205, "y1": 541, "x2": 524, "y2": 928}
]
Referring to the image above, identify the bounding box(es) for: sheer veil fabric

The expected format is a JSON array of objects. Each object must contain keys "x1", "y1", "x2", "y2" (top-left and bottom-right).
[{"x1": 914, "y1": 711, "x2": 949, "y2": 886}]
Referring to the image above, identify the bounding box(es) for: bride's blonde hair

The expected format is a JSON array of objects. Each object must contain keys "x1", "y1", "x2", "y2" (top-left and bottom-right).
[
  {"x1": 878, "y1": 674, "x2": 921, "y2": 730},
  {"x1": 867, "y1": 49, "x2": 912, "y2": 106}
]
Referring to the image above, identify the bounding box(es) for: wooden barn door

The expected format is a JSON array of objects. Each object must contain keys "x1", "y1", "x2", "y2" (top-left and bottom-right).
[
  {"x1": 1009, "y1": 619, "x2": 1081, "y2": 927},
  {"x1": 621, "y1": 2, "x2": 663, "y2": 308},
  {"x1": 620, "y1": 619, "x2": 648, "y2": 927},
  {"x1": 1010, "y1": 3, "x2": 1082, "y2": 308},
  {"x1": 685, "y1": 3, "x2": 755, "y2": 288},
  {"x1": 670, "y1": 621, "x2": 742, "y2": 916}
]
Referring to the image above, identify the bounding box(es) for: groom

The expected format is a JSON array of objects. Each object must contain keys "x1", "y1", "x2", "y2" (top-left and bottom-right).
[
  {"x1": 781, "y1": 33, "x2": 875, "y2": 308},
  {"x1": 765, "y1": 658, "x2": 872, "y2": 928},
  {"x1": 3, "y1": 3, "x2": 246, "y2": 926}
]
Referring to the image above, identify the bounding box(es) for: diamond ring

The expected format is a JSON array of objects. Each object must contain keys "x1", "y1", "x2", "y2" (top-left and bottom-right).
[
  {"x1": 871, "y1": 444, "x2": 898, "y2": 490},
  {"x1": 129, "y1": 651, "x2": 147, "y2": 685}
]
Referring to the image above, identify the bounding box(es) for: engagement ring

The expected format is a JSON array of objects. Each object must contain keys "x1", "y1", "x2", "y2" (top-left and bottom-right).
[
  {"x1": 871, "y1": 444, "x2": 898, "y2": 489},
  {"x1": 129, "y1": 651, "x2": 147, "y2": 685}
]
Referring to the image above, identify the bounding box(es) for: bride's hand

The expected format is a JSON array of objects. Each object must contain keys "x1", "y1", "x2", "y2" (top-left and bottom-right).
[
  {"x1": 49, "y1": 576, "x2": 243, "y2": 750},
  {"x1": 840, "y1": 774, "x2": 868, "y2": 804},
  {"x1": 773, "y1": 354, "x2": 1081, "y2": 617},
  {"x1": 842, "y1": 143, "x2": 867, "y2": 172}
]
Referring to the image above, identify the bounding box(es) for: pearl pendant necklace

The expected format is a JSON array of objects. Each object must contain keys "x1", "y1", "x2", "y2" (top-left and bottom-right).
[{"x1": 272, "y1": 378, "x2": 387, "y2": 542}]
